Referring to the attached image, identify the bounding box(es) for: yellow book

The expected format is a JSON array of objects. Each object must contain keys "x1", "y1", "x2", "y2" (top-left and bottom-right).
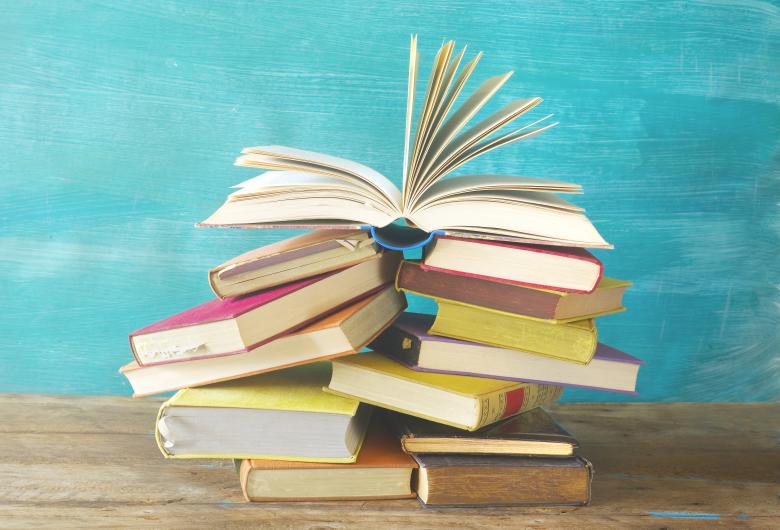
[
  {"x1": 429, "y1": 300, "x2": 598, "y2": 364},
  {"x1": 155, "y1": 362, "x2": 370, "y2": 462},
  {"x1": 327, "y1": 352, "x2": 562, "y2": 431}
]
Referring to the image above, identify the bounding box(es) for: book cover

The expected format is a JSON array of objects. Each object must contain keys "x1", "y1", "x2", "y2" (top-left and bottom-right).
[
  {"x1": 328, "y1": 352, "x2": 562, "y2": 431},
  {"x1": 120, "y1": 286, "x2": 406, "y2": 397},
  {"x1": 238, "y1": 420, "x2": 417, "y2": 501},
  {"x1": 430, "y1": 300, "x2": 598, "y2": 363},
  {"x1": 130, "y1": 252, "x2": 400, "y2": 365},
  {"x1": 373, "y1": 312, "x2": 642, "y2": 393},
  {"x1": 209, "y1": 229, "x2": 378, "y2": 298},
  {"x1": 155, "y1": 362, "x2": 367, "y2": 461},
  {"x1": 162, "y1": 362, "x2": 359, "y2": 415},
  {"x1": 397, "y1": 260, "x2": 628, "y2": 321},
  {"x1": 414, "y1": 453, "x2": 593, "y2": 507},
  {"x1": 385, "y1": 408, "x2": 578, "y2": 456}
]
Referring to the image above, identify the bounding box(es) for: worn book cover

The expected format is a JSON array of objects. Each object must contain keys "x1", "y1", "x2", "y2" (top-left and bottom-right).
[
  {"x1": 209, "y1": 229, "x2": 378, "y2": 298},
  {"x1": 121, "y1": 286, "x2": 406, "y2": 397},
  {"x1": 430, "y1": 300, "x2": 598, "y2": 363},
  {"x1": 130, "y1": 252, "x2": 400, "y2": 365},
  {"x1": 414, "y1": 453, "x2": 593, "y2": 507},
  {"x1": 328, "y1": 352, "x2": 562, "y2": 431}
]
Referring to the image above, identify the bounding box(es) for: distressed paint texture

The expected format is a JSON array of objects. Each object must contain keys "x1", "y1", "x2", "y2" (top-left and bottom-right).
[{"x1": 0, "y1": 1, "x2": 778, "y2": 400}]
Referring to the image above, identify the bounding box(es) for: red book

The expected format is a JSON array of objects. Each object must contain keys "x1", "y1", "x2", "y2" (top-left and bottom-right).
[
  {"x1": 422, "y1": 236, "x2": 603, "y2": 293},
  {"x1": 129, "y1": 252, "x2": 400, "y2": 366}
]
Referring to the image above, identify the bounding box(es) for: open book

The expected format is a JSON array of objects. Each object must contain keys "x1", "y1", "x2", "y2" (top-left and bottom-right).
[{"x1": 202, "y1": 37, "x2": 609, "y2": 250}]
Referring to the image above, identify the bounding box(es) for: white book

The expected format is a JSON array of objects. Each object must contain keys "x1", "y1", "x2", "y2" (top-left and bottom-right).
[{"x1": 201, "y1": 37, "x2": 609, "y2": 249}]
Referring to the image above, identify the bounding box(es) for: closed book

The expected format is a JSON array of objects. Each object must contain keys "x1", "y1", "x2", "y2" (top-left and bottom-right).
[
  {"x1": 130, "y1": 251, "x2": 400, "y2": 366},
  {"x1": 430, "y1": 300, "x2": 598, "y2": 364},
  {"x1": 238, "y1": 420, "x2": 417, "y2": 502},
  {"x1": 327, "y1": 352, "x2": 562, "y2": 431},
  {"x1": 374, "y1": 313, "x2": 641, "y2": 393},
  {"x1": 422, "y1": 236, "x2": 603, "y2": 293},
  {"x1": 155, "y1": 362, "x2": 370, "y2": 462},
  {"x1": 397, "y1": 260, "x2": 628, "y2": 322},
  {"x1": 120, "y1": 286, "x2": 406, "y2": 397},
  {"x1": 414, "y1": 453, "x2": 593, "y2": 507},
  {"x1": 209, "y1": 230, "x2": 379, "y2": 298},
  {"x1": 385, "y1": 408, "x2": 577, "y2": 456}
]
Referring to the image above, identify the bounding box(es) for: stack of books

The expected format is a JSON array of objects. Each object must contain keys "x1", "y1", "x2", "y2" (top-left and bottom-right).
[{"x1": 120, "y1": 37, "x2": 641, "y2": 508}]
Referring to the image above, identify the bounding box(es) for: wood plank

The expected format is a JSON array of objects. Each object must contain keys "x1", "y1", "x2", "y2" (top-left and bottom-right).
[{"x1": 0, "y1": 396, "x2": 777, "y2": 528}]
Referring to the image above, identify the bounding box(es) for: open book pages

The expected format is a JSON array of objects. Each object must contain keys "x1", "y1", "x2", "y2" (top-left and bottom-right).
[{"x1": 201, "y1": 37, "x2": 610, "y2": 249}]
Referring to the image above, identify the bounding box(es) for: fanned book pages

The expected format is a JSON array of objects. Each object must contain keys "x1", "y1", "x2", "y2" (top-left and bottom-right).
[{"x1": 200, "y1": 36, "x2": 610, "y2": 250}]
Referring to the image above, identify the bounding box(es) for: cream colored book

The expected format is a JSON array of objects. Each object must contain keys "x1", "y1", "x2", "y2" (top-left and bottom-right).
[
  {"x1": 209, "y1": 230, "x2": 378, "y2": 298},
  {"x1": 200, "y1": 37, "x2": 610, "y2": 250},
  {"x1": 327, "y1": 352, "x2": 562, "y2": 431}
]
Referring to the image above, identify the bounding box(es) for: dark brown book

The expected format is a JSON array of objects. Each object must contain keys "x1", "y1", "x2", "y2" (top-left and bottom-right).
[
  {"x1": 385, "y1": 408, "x2": 578, "y2": 456},
  {"x1": 396, "y1": 260, "x2": 628, "y2": 321},
  {"x1": 413, "y1": 453, "x2": 593, "y2": 507}
]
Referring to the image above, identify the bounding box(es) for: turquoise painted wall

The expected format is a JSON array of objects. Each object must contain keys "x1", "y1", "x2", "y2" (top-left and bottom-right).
[{"x1": 1, "y1": 1, "x2": 778, "y2": 400}]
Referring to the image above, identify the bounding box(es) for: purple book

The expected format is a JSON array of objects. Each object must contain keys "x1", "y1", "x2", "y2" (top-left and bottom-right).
[{"x1": 369, "y1": 312, "x2": 643, "y2": 394}]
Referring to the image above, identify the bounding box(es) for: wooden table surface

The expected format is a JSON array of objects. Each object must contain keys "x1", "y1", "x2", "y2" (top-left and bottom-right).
[{"x1": 0, "y1": 396, "x2": 777, "y2": 529}]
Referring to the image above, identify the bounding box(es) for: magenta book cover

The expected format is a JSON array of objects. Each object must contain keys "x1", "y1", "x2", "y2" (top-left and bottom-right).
[{"x1": 130, "y1": 270, "x2": 337, "y2": 336}]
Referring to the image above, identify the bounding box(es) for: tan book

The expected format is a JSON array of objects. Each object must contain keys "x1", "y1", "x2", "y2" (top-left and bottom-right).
[
  {"x1": 120, "y1": 286, "x2": 406, "y2": 396},
  {"x1": 238, "y1": 420, "x2": 417, "y2": 501},
  {"x1": 209, "y1": 230, "x2": 378, "y2": 298}
]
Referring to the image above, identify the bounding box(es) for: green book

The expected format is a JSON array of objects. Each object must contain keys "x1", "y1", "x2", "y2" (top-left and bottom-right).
[{"x1": 429, "y1": 299, "x2": 597, "y2": 364}]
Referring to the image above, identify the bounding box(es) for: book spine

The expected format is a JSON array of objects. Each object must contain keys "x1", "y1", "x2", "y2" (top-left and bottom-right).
[
  {"x1": 368, "y1": 322, "x2": 422, "y2": 366},
  {"x1": 475, "y1": 384, "x2": 563, "y2": 429}
]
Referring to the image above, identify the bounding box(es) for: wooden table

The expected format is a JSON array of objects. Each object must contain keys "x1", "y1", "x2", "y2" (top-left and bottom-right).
[{"x1": 0, "y1": 396, "x2": 777, "y2": 528}]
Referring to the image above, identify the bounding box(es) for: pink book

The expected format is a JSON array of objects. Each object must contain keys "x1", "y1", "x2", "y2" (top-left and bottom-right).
[
  {"x1": 421, "y1": 236, "x2": 604, "y2": 294},
  {"x1": 129, "y1": 252, "x2": 401, "y2": 366}
]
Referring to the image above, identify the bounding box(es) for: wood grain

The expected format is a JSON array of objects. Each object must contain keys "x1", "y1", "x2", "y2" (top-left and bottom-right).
[
  {"x1": 0, "y1": 396, "x2": 777, "y2": 528},
  {"x1": 0, "y1": 1, "x2": 778, "y2": 400}
]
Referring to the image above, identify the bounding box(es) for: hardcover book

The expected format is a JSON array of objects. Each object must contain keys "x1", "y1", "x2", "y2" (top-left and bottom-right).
[
  {"x1": 199, "y1": 37, "x2": 610, "y2": 251},
  {"x1": 385, "y1": 408, "x2": 577, "y2": 456},
  {"x1": 155, "y1": 362, "x2": 371, "y2": 462},
  {"x1": 129, "y1": 252, "x2": 400, "y2": 365},
  {"x1": 430, "y1": 300, "x2": 598, "y2": 364},
  {"x1": 414, "y1": 453, "x2": 593, "y2": 507},
  {"x1": 238, "y1": 420, "x2": 417, "y2": 502},
  {"x1": 374, "y1": 312, "x2": 641, "y2": 393},
  {"x1": 327, "y1": 352, "x2": 562, "y2": 431},
  {"x1": 422, "y1": 236, "x2": 604, "y2": 293},
  {"x1": 209, "y1": 230, "x2": 379, "y2": 298},
  {"x1": 120, "y1": 286, "x2": 406, "y2": 397},
  {"x1": 397, "y1": 260, "x2": 628, "y2": 322}
]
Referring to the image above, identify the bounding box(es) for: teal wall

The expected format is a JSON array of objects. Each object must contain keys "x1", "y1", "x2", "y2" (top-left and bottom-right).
[{"x1": 1, "y1": 1, "x2": 778, "y2": 400}]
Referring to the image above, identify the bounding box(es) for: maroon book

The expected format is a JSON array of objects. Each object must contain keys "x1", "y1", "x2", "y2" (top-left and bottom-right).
[{"x1": 397, "y1": 261, "x2": 628, "y2": 321}]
